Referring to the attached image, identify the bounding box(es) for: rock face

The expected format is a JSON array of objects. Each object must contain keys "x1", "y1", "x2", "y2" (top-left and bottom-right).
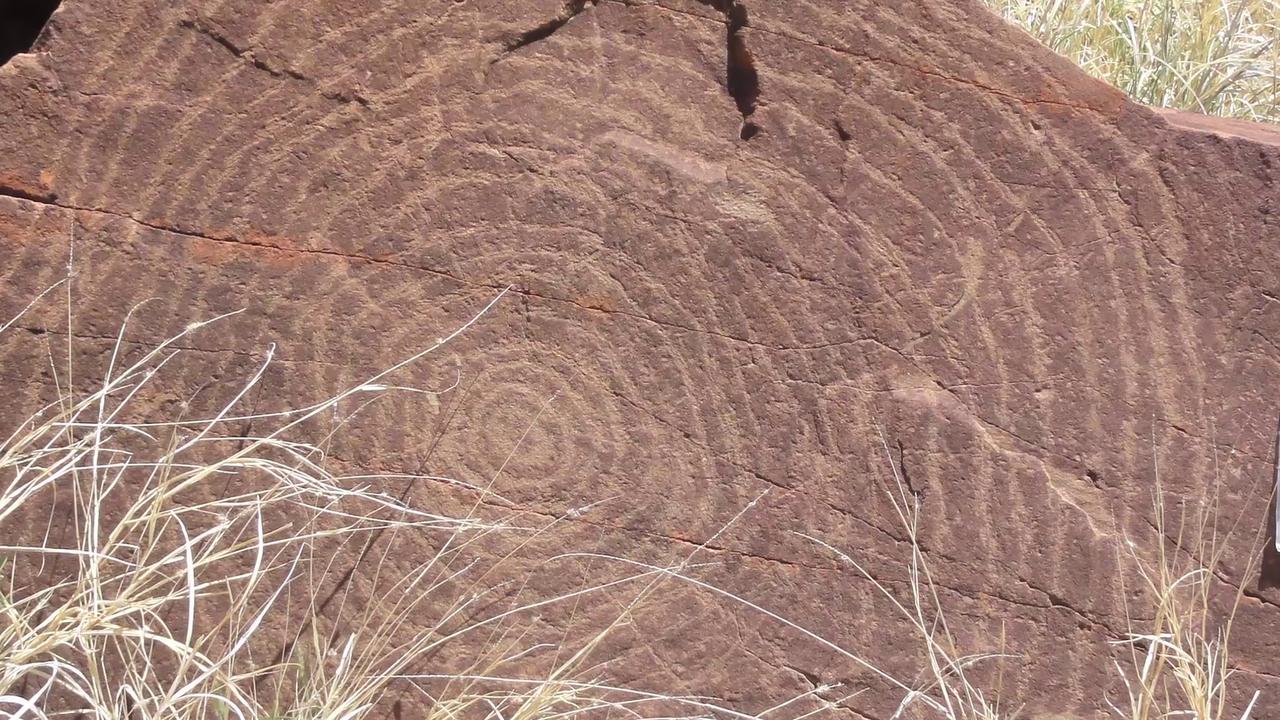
[{"x1": 2, "y1": 0, "x2": 1279, "y2": 717}]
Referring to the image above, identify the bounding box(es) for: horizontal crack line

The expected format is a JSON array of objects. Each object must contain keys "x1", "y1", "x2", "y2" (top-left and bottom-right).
[{"x1": 2, "y1": 192, "x2": 917, "y2": 356}]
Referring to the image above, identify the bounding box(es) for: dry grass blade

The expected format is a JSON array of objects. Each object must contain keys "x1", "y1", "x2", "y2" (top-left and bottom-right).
[
  {"x1": 797, "y1": 434, "x2": 1009, "y2": 720},
  {"x1": 1107, "y1": 441, "x2": 1264, "y2": 720},
  {"x1": 0, "y1": 287, "x2": 811, "y2": 720},
  {"x1": 986, "y1": 0, "x2": 1280, "y2": 122},
  {"x1": 562, "y1": 432, "x2": 1010, "y2": 720},
  {"x1": 0, "y1": 292, "x2": 518, "y2": 719}
]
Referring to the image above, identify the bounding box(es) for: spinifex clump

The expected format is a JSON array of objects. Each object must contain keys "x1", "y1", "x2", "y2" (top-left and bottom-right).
[{"x1": 987, "y1": 0, "x2": 1280, "y2": 122}]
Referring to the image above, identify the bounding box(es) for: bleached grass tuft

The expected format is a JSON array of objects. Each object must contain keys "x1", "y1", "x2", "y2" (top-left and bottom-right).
[
  {"x1": 1107, "y1": 451, "x2": 1263, "y2": 720},
  {"x1": 986, "y1": 0, "x2": 1280, "y2": 122},
  {"x1": 0, "y1": 289, "x2": 805, "y2": 720},
  {"x1": 572, "y1": 429, "x2": 1268, "y2": 720},
  {"x1": 795, "y1": 435, "x2": 1009, "y2": 720},
  {"x1": 566, "y1": 434, "x2": 1011, "y2": 720},
  {"x1": 0, "y1": 281, "x2": 1267, "y2": 720}
]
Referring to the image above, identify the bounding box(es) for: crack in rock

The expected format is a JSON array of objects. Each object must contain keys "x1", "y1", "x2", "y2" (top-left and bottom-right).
[
  {"x1": 495, "y1": 0, "x2": 598, "y2": 61},
  {"x1": 498, "y1": 0, "x2": 760, "y2": 138},
  {"x1": 834, "y1": 118, "x2": 852, "y2": 142},
  {"x1": 782, "y1": 663, "x2": 825, "y2": 691},
  {"x1": 696, "y1": 0, "x2": 760, "y2": 139},
  {"x1": 180, "y1": 17, "x2": 304, "y2": 80},
  {"x1": 179, "y1": 17, "x2": 369, "y2": 107},
  {"x1": 0, "y1": 181, "x2": 56, "y2": 204}
]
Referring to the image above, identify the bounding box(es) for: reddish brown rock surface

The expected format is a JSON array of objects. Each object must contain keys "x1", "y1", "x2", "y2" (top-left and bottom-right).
[{"x1": 2, "y1": 1, "x2": 1280, "y2": 717}]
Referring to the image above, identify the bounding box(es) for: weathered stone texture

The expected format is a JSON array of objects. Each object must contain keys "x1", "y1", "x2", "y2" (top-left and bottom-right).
[{"x1": 2, "y1": 1, "x2": 1279, "y2": 717}]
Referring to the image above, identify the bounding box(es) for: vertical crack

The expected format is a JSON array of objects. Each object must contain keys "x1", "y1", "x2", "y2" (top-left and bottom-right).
[
  {"x1": 725, "y1": 2, "x2": 760, "y2": 139},
  {"x1": 897, "y1": 439, "x2": 923, "y2": 498},
  {"x1": 697, "y1": 0, "x2": 761, "y2": 139}
]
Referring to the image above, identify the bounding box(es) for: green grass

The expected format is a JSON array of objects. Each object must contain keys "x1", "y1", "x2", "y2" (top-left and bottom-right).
[{"x1": 985, "y1": 0, "x2": 1280, "y2": 122}]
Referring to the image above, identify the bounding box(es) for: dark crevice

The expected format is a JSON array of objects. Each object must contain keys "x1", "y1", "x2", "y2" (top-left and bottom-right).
[
  {"x1": 697, "y1": 0, "x2": 760, "y2": 139},
  {"x1": 0, "y1": 180, "x2": 56, "y2": 204},
  {"x1": 725, "y1": 4, "x2": 758, "y2": 120},
  {"x1": 496, "y1": 0, "x2": 596, "y2": 61},
  {"x1": 0, "y1": 0, "x2": 60, "y2": 66},
  {"x1": 1044, "y1": 589, "x2": 1076, "y2": 615},
  {"x1": 783, "y1": 663, "x2": 823, "y2": 690},
  {"x1": 834, "y1": 119, "x2": 852, "y2": 142},
  {"x1": 179, "y1": 17, "x2": 369, "y2": 106},
  {"x1": 1260, "y1": 418, "x2": 1280, "y2": 590},
  {"x1": 320, "y1": 87, "x2": 370, "y2": 107},
  {"x1": 896, "y1": 438, "x2": 923, "y2": 498},
  {"x1": 180, "y1": 18, "x2": 302, "y2": 81}
]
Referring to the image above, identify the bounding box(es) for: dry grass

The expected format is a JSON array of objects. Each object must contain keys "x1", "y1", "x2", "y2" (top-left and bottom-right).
[
  {"x1": 1107, "y1": 455, "x2": 1263, "y2": 720},
  {"x1": 568, "y1": 436, "x2": 1010, "y2": 720},
  {"x1": 986, "y1": 0, "x2": 1280, "y2": 122},
  {"x1": 0, "y1": 281, "x2": 1267, "y2": 719},
  {"x1": 0, "y1": 286, "x2": 808, "y2": 720},
  {"x1": 795, "y1": 437, "x2": 1008, "y2": 720},
  {"x1": 595, "y1": 432, "x2": 1268, "y2": 720}
]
